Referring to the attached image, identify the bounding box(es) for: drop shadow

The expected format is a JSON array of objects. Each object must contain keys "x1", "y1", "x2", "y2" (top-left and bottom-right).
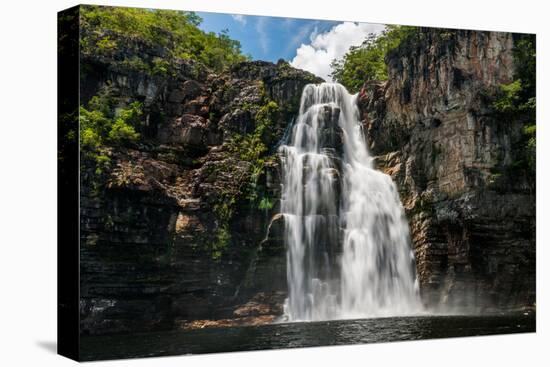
[{"x1": 36, "y1": 340, "x2": 57, "y2": 354}]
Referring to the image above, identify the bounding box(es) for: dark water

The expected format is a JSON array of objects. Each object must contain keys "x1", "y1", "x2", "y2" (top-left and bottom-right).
[{"x1": 80, "y1": 313, "x2": 535, "y2": 361}]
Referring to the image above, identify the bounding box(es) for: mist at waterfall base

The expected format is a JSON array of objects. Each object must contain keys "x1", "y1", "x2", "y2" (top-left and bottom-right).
[{"x1": 279, "y1": 83, "x2": 421, "y2": 322}]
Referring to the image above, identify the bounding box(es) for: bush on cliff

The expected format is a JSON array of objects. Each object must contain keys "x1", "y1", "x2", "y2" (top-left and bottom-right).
[
  {"x1": 80, "y1": 5, "x2": 249, "y2": 73},
  {"x1": 80, "y1": 86, "x2": 143, "y2": 176},
  {"x1": 492, "y1": 34, "x2": 536, "y2": 175},
  {"x1": 330, "y1": 25, "x2": 418, "y2": 93},
  {"x1": 80, "y1": 98, "x2": 141, "y2": 149}
]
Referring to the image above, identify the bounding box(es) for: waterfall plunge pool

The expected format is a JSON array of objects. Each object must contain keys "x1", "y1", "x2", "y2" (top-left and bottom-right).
[{"x1": 80, "y1": 312, "x2": 535, "y2": 360}]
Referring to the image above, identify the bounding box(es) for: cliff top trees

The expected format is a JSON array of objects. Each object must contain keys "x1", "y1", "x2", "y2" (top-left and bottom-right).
[
  {"x1": 78, "y1": 6, "x2": 251, "y2": 177},
  {"x1": 330, "y1": 25, "x2": 418, "y2": 93},
  {"x1": 80, "y1": 5, "x2": 249, "y2": 73}
]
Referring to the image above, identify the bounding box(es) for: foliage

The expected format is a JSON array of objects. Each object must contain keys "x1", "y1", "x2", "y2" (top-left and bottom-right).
[
  {"x1": 228, "y1": 100, "x2": 279, "y2": 199},
  {"x1": 96, "y1": 36, "x2": 117, "y2": 52},
  {"x1": 80, "y1": 5, "x2": 248, "y2": 73},
  {"x1": 80, "y1": 99, "x2": 141, "y2": 148},
  {"x1": 523, "y1": 124, "x2": 536, "y2": 173},
  {"x1": 80, "y1": 87, "x2": 142, "y2": 178},
  {"x1": 492, "y1": 34, "x2": 536, "y2": 175},
  {"x1": 513, "y1": 35, "x2": 536, "y2": 100},
  {"x1": 258, "y1": 197, "x2": 274, "y2": 211},
  {"x1": 211, "y1": 226, "x2": 231, "y2": 261},
  {"x1": 330, "y1": 25, "x2": 418, "y2": 92},
  {"x1": 207, "y1": 100, "x2": 280, "y2": 259},
  {"x1": 93, "y1": 154, "x2": 112, "y2": 176},
  {"x1": 214, "y1": 198, "x2": 236, "y2": 224},
  {"x1": 228, "y1": 101, "x2": 278, "y2": 161},
  {"x1": 492, "y1": 80, "x2": 523, "y2": 113}
]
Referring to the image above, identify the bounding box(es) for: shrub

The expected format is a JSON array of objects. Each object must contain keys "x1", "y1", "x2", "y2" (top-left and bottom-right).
[
  {"x1": 80, "y1": 6, "x2": 249, "y2": 73},
  {"x1": 258, "y1": 197, "x2": 274, "y2": 211},
  {"x1": 492, "y1": 34, "x2": 536, "y2": 177},
  {"x1": 80, "y1": 99, "x2": 141, "y2": 147},
  {"x1": 330, "y1": 25, "x2": 418, "y2": 92},
  {"x1": 492, "y1": 80, "x2": 523, "y2": 114}
]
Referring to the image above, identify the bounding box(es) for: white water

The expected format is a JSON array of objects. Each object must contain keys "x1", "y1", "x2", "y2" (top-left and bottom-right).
[{"x1": 280, "y1": 83, "x2": 421, "y2": 321}]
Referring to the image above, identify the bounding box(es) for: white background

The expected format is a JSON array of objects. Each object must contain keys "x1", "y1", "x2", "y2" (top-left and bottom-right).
[{"x1": 0, "y1": 0, "x2": 547, "y2": 365}]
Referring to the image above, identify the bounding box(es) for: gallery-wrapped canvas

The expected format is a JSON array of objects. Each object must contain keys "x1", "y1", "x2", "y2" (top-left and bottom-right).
[{"x1": 58, "y1": 4, "x2": 536, "y2": 361}]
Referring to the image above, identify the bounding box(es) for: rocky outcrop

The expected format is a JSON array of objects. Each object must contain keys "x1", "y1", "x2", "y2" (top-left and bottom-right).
[
  {"x1": 79, "y1": 24, "x2": 535, "y2": 335},
  {"x1": 79, "y1": 38, "x2": 322, "y2": 334},
  {"x1": 359, "y1": 29, "x2": 535, "y2": 311}
]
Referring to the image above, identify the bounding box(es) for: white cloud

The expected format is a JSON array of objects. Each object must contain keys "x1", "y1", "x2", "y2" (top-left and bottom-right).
[
  {"x1": 231, "y1": 14, "x2": 247, "y2": 26},
  {"x1": 290, "y1": 22, "x2": 385, "y2": 81},
  {"x1": 284, "y1": 21, "x2": 319, "y2": 55}
]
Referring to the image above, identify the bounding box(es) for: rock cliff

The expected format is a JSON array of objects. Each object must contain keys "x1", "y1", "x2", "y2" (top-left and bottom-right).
[
  {"x1": 358, "y1": 29, "x2": 535, "y2": 310},
  {"x1": 79, "y1": 25, "x2": 535, "y2": 335},
  {"x1": 79, "y1": 34, "x2": 321, "y2": 333}
]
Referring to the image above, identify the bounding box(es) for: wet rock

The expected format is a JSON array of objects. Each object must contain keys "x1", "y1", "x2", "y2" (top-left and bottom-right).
[
  {"x1": 178, "y1": 315, "x2": 277, "y2": 330},
  {"x1": 233, "y1": 292, "x2": 285, "y2": 317},
  {"x1": 238, "y1": 213, "x2": 287, "y2": 296}
]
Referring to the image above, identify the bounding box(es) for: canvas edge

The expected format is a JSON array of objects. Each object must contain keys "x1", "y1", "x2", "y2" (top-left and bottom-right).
[{"x1": 57, "y1": 4, "x2": 81, "y2": 362}]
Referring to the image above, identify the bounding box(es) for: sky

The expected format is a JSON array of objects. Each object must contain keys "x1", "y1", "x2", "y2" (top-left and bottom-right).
[{"x1": 196, "y1": 11, "x2": 385, "y2": 81}]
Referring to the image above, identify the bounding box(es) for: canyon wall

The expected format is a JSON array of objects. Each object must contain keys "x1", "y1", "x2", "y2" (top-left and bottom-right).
[
  {"x1": 79, "y1": 26, "x2": 535, "y2": 335},
  {"x1": 359, "y1": 29, "x2": 535, "y2": 310},
  {"x1": 79, "y1": 33, "x2": 321, "y2": 333}
]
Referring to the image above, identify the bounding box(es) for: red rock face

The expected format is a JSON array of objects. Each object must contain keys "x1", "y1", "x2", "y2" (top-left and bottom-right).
[{"x1": 359, "y1": 29, "x2": 535, "y2": 311}]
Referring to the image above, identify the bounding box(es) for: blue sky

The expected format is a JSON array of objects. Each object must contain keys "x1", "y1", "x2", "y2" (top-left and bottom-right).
[
  {"x1": 196, "y1": 11, "x2": 386, "y2": 80},
  {"x1": 197, "y1": 11, "x2": 339, "y2": 62}
]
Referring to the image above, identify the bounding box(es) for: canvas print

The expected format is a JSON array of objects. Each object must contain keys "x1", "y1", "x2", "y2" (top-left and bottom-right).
[{"x1": 57, "y1": 4, "x2": 536, "y2": 361}]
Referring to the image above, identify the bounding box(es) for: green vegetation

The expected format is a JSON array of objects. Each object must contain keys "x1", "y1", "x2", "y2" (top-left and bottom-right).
[
  {"x1": 206, "y1": 99, "x2": 280, "y2": 260},
  {"x1": 210, "y1": 187, "x2": 237, "y2": 261},
  {"x1": 211, "y1": 226, "x2": 231, "y2": 261},
  {"x1": 80, "y1": 6, "x2": 248, "y2": 74},
  {"x1": 492, "y1": 80, "x2": 524, "y2": 113},
  {"x1": 228, "y1": 100, "x2": 279, "y2": 202},
  {"x1": 524, "y1": 124, "x2": 536, "y2": 172},
  {"x1": 258, "y1": 197, "x2": 274, "y2": 211},
  {"x1": 222, "y1": 96, "x2": 279, "y2": 209},
  {"x1": 330, "y1": 25, "x2": 418, "y2": 93},
  {"x1": 492, "y1": 34, "x2": 536, "y2": 175},
  {"x1": 230, "y1": 101, "x2": 278, "y2": 160},
  {"x1": 80, "y1": 86, "x2": 142, "y2": 175},
  {"x1": 80, "y1": 93, "x2": 141, "y2": 149}
]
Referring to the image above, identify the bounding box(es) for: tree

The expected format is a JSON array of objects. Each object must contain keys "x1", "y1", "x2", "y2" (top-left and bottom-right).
[{"x1": 330, "y1": 25, "x2": 418, "y2": 93}]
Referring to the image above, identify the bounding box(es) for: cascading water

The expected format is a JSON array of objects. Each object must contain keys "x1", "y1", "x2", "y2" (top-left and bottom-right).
[{"x1": 280, "y1": 83, "x2": 421, "y2": 322}]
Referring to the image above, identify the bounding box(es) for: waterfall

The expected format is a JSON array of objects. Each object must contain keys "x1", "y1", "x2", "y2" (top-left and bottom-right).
[{"x1": 280, "y1": 83, "x2": 421, "y2": 322}]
